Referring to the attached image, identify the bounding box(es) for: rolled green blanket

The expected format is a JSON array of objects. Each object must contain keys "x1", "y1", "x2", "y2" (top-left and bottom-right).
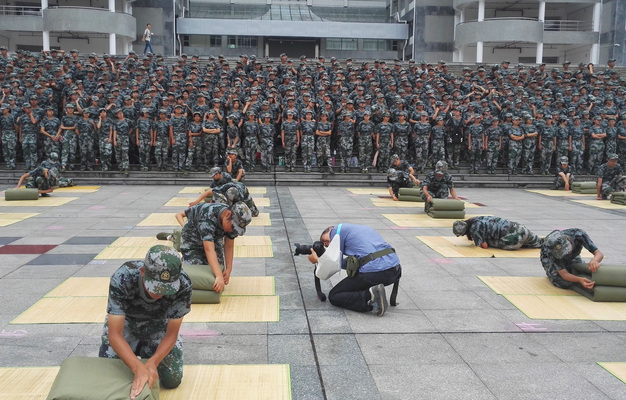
[
  {"x1": 192, "y1": 289, "x2": 222, "y2": 304},
  {"x1": 183, "y1": 263, "x2": 219, "y2": 290},
  {"x1": 427, "y1": 210, "x2": 466, "y2": 219},
  {"x1": 571, "y1": 285, "x2": 626, "y2": 302},
  {"x1": 5, "y1": 188, "x2": 39, "y2": 201},
  {"x1": 575, "y1": 181, "x2": 597, "y2": 190},
  {"x1": 398, "y1": 195, "x2": 424, "y2": 202},
  {"x1": 610, "y1": 199, "x2": 626, "y2": 205},
  {"x1": 612, "y1": 191, "x2": 626, "y2": 198},
  {"x1": 571, "y1": 263, "x2": 626, "y2": 287},
  {"x1": 46, "y1": 356, "x2": 159, "y2": 400},
  {"x1": 398, "y1": 187, "x2": 421, "y2": 197},
  {"x1": 573, "y1": 189, "x2": 597, "y2": 194},
  {"x1": 172, "y1": 228, "x2": 181, "y2": 252},
  {"x1": 572, "y1": 182, "x2": 582, "y2": 187},
  {"x1": 430, "y1": 198, "x2": 465, "y2": 211}
]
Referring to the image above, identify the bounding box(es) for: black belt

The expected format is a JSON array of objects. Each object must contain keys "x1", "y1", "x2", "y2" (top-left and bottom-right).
[{"x1": 358, "y1": 247, "x2": 395, "y2": 267}]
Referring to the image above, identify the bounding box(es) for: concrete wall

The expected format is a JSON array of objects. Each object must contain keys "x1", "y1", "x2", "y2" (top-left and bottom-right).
[
  {"x1": 456, "y1": 19, "x2": 544, "y2": 46},
  {"x1": 403, "y1": 1, "x2": 455, "y2": 61},
  {"x1": 0, "y1": 15, "x2": 42, "y2": 32},
  {"x1": 133, "y1": 0, "x2": 176, "y2": 56},
  {"x1": 43, "y1": 7, "x2": 135, "y2": 38}
]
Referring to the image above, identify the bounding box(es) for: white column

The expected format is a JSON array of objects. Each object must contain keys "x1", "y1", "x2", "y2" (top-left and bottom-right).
[
  {"x1": 536, "y1": 1, "x2": 545, "y2": 63},
  {"x1": 315, "y1": 43, "x2": 319, "y2": 59},
  {"x1": 41, "y1": 0, "x2": 50, "y2": 51},
  {"x1": 591, "y1": 1, "x2": 602, "y2": 64},
  {"x1": 478, "y1": 0, "x2": 485, "y2": 21},
  {"x1": 476, "y1": 1, "x2": 484, "y2": 63},
  {"x1": 477, "y1": 41, "x2": 483, "y2": 63},
  {"x1": 108, "y1": 0, "x2": 116, "y2": 54},
  {"x1": 456, "y1": 8, "x2": 465, "y2": 62},
  {"x1": 265, "y1": 42, "x2": 270, "y2": 58}
]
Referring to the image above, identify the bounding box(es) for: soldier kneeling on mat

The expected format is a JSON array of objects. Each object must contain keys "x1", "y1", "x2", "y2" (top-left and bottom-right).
[
  {"x1": 419, "y1": 160, "x2": 460, "y2": 203},
  {"x1": 15, "y1": 152, "x2": 61, "y2": 197},
  {"x1": 540, "y1": 229, "x2": 604, "y2": 290},
  {"x1": 387, "y1": 154, "x2": 420, "y2": 201},
  {"x1": 99, "y1": 245, "x2": 192, "y2": 399},
  {"x1": 453, "y1": 216, "x2": 543, "y2": 250},
  {"x1": 596, "y1": 153, "x2": 625, "y2": 200},
  {"x1": 554, "y1": 156, "x2": 574, "y2": 191}
]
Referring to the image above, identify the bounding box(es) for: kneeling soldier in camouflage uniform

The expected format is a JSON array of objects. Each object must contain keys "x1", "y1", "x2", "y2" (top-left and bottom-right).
[
  {"x1": 596, "y1": 153, "x2": 625, "y2": 200},
  {"x1": 99, "y1": 245, "x2": 192, "y2": 398},
  {"x1": 540, "y1": 229, "x2": 604, "y2": 290},
  {"x1": 555, "y1": 156, "x2": 574, "y2": 190},
  {"x1": 176, "y1": 202, "x2": 251, "y2": 293},
  {"x1": 453, "y1": 216, "x2": 543, "y2": 250},
  {"x1": 420, "y1": 160, "x2": 460, "y2": 202}
]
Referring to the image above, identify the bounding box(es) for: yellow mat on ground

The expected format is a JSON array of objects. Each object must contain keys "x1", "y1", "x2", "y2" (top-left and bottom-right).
[
  {"x1": 571, "y1": 199, "x2": 626, "y2": 210},
  {"x1": 478, "y1": 276, "x2": 578, "y2": 295},
  {"x1": 598, "y1": 362, "x2": 626, "y2": 384},
  {"x1": 137, "y1": 213, "x2": 179, "y2": 226},
  {"x1": 45, "y1": 276, "x2": 275, "y2": 297},
  {"x1": 419, "y1": 236, "x2": 593, "y2": 258},
  {"x1": 0, "y1": 197, "x2": 77, "y2": 207},
  {"x1": 0, "y1": 212, "x2": 39, "y2": 226},
  {"x1": 252, "y1": 197, "x2": 270, "y2": 207},
  {"x1": 526, "y1": 189, "x2": 594, "y2": 197},
  {"x1": 0, "y1": 364, "x2": 291, "y2": 400},
  {"x1": 346, "y1": 188, "x2": 389, "y2": 195},
  {"x1": 161, "y1": 364, "x2": 291, "y2": 400},
  {"x1": 179, "y1": 186, "x2": 267, "y2": 194},
  {"x1": 12, "y1": 295, "x2": 279, "y2": 324},
  {"x1": 383, "y1": 213, "x2": 489, "y2": 228},
  {"x1": 479, "y1": 276, "x2": 626, "y2": 320},
  {"x1": 0, "y1": 366, "x2": 59, "y2": 400},
  {"x1": 54, "y1": 186, "x2": 101, "y2": 193},
  {"x1": 249, "y1": 213, "x2": 271, "y2": 226},
  {"x1": 95, "y1": 236, "x2": 272, "y2": 259}
]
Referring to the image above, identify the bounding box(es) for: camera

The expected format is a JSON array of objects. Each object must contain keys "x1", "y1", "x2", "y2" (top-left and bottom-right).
[{"x1": 293, "y1": 241, "x2": 326, "y2": 257}]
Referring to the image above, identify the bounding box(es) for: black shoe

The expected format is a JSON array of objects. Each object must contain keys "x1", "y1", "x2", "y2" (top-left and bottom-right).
[
  {"x1": 40, "y1": 193, "x2": 50, "y2": 197},
  {"x1": 369, "y1": 284, "x2": 388, "y2": 317},
  {"x1": 156, "y1": 232, "x2": 170, "y2": 240}
]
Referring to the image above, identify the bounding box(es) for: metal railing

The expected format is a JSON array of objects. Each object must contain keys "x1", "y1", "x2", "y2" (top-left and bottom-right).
[
  {"x1": 0, "y1": 5, "x2": 42, "y2": 16},
  {"x1": 456, "y1": 17, "x2": 538, "y2": 26},
  {"x1": 543, "y1": 19, "x2": 594, "y2": 32}
]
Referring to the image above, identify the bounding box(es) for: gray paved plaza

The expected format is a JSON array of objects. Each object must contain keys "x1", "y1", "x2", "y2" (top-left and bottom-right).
[{"x1": 0, "y1": 184, "x2": 625, "y2": 399}]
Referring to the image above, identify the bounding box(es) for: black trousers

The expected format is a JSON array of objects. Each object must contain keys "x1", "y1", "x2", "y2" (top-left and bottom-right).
[{"x1": 328, "y1": 265, "x2": 401, "y2": 312}]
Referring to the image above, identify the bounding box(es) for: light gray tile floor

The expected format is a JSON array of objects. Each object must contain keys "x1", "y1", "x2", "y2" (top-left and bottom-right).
[{"x1": 0, "y1": 184, "x2": 625, "y2": 399}]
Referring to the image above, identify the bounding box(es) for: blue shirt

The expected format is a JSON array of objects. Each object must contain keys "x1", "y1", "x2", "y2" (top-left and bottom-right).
[{"x1": 329, "y1": 223, "x2": 399, "y2": 273}]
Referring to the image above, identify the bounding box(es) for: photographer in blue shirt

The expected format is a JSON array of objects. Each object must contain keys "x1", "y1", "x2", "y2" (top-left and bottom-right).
[{"x1": 308, "y1": 223, "x2": 401, "y2": 316}]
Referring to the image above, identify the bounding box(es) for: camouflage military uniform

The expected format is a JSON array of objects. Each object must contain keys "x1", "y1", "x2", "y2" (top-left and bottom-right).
[
  {"x1": 40, "y1": 116, "x2": 61, "y2": 158},
  {"x1": 618, "y1": 125, "x2": 626, "y2": 166},
  {"x1": 315, "y1": 120, "x2": 333, "y2": 171},
  {"x1": 114, "y1": 119, "x2": 132, "y2": 172},
  {"x1": 60, "y1": 114, "x2": 78, "y2": 170},
  {"x1": 521, "y1": 123, "x2": 538, "y2": 174},
  {"x1": 18, "y1": 112, "x2": 40, "y2": 170},
  {"x1": 0, "y1": 112, "x2": 17, "y2": 169},
  {"x1": 337, "y1": 119, "x2": 355, "y2": 172},
  {"x1": 569, "y1": 125, "x2": 585, "y2": 174},
  {"x1": 76, "y1": 117, "x2": 96, "y2": 170},
  {"x1": 99, "y1": 261, "x2": 192, "y2": 389},
  {"x1": 466, "y1": 123, "x2": 484, "y2": 173},
  {"x1": 358, "y1": 120, "x2": 375, "y2": 173},
  {"x1": 242, "y1": 121, "x2": 259, "y2": 171},
  {"x1": 376, "y1": 122, "x2": 393, "y2": 170},
  {"x1": 484, "y1": 126, "x2": 502, "y2": 174},
  {"x1": 540, "y1": 229, "x2": 599, "y2": 289},
  {"x1": 597, "y1": 161, "x2": 625, "y2": 198},
  {"x1": 259, "y1": 123, "x2": 276, "y2": 171},
  {"x1": 281, "y1": 119, "x2": 299, "y2": 171},
  {"x1": 457, "y1": 216, "x2": 542, "y2": 250},
  {"x1": 300, "y1": 119, "x2": 316, "y2": 172},
  {"x1": 606, "y1": 125, "x2": 618, "y2": 159},
  {"x1": 98, "y1": 116, "x2": 114, "y2": 171},
  {"x1": 507, "y1": 126, "x2": 524, "y2": 174},
  {"x1": 202, "y1": 119, "x2": 221, "y2": 169},
  {"x1": 392, "y1": 121, "x2": 411, "y2": 161},
  {"x1": 186, "y1": 121, "x2": 204, "y2": 171},
  {"x1": 211, "y1": 182, "x2": 259, "y2": 217},
  {"x1": 420, "y1": 170, "x2": 454, "y2": 200},
  {"x1": 539, "y1": 124, "x2": 556, "y2": 174},
  {"x1": 445, "y1": 117, "x2": 464, "y2": 168},
  {"x1": 588, "y1": 125, "x2": 606, "y2": 175},
  {"x1": 170, "y1": 115, "x2": 188, "y2": 171},
  {"x1": 154, "y1": 119, "x2": 171, "y2": 171},
  {"x1": 430, "y1": 125, "x2": 446, "y2": 168},
  {"x1": 180, "y1": 203, "x2": 238, "y2": 267},
  {"x1": 413, "y1": 121, "x2": 431, "y2": 172},
  {"x1": 555, "y1": 124, "x2": 570, "y2": 167},
  {"x1": 554, "y1": 163, "x2": 574, "y2": 189},
  {"x1": 136, "y1": 118, "x2": 154, "y2": 171}
]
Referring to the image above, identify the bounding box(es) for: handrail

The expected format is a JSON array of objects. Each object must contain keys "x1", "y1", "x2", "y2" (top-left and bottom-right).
[
  {"x1": 457, "y1": 17, "x2": 538, "y2": 26},
  {"x1": 0, "y1": 5, "x2": 42, "y2": 16},
  {"x1": 543, "y1": 19, "x2": 594, "y2": 32},
  {"x1": 47, "y1": 6, "x2": 133, "y2": 17}
]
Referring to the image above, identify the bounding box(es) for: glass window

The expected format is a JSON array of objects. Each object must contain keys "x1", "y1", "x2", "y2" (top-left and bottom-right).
[
  {"x1": 210, "y1": 35, "x2": 222, "y2": 47},
  {"x1": 363, "y1": 39, "x2": 387, "y2": 51},
  {"x1": 227, "y1": 36, "x2": 237, "y2": 48},
  {"x1": 325, "y1": 38, "x2": 357, "y2": 51}
]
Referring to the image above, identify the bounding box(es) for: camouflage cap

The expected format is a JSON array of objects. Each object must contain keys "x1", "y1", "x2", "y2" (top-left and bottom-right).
[
  {"x1": 143, "y1": 245, "x2": 182, "y2": 296},
  {"x1": 452, "y1": 220, "x2": 467, "y2": 237},
  {"x1": 559, "y1": 156, "x2": 569, "y2": 164},
  {"x1": 391, "y1": 154, "x2": 400, "y2": 163},
  {"x1": 224, "y1": 186, "x2": 241, "y2": 203},
  {"x1": 387, "y1": 168, "x2": 398, "y2": 182},
  {"x1": 209, "y1": 166, "x2": 222, "y2": 177},
  {"x1": 543, "y1": 231, "x2": 572, "y2": 260},
  {"x1": 49, "y1": 152, "x2": 59, "y2": 162},
  {"x1": 608, "y1": 153, "x2": 619, "y2": 160},
  {"x1": 435, "y1": 160, "x2": 448, "y2": 173},
  {"x1": 230, "y1": 201, "x2": 252, "y2": 236}
]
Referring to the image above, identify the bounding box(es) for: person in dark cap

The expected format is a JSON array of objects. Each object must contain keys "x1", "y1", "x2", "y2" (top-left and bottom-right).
[
  {"x1": 555, "y1": 156, "x2": 574, "y2": 190},
  {"x1": 596, "y1": 153, "x2": 625, "y2": 199},
  {"x1": 99, "y1": 245, "x2": 192, "y2": 397},
  {"x1": 540, "y1": 229, "x2": 603, "y2": 290}
]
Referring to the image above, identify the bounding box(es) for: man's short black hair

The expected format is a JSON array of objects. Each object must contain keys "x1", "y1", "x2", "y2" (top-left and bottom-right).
[{"x1": 320, "y1": 226, "x2": 334, "y2": 241}]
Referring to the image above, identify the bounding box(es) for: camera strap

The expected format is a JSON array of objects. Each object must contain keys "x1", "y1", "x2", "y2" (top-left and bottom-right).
[{"x1": 358, "y1": 248, "x2": 395, "y2": 267}]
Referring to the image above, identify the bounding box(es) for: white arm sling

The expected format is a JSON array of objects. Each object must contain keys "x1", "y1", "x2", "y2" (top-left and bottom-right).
[{"x1": 315, "y1": 224, "x2": 343, "y2": 280}]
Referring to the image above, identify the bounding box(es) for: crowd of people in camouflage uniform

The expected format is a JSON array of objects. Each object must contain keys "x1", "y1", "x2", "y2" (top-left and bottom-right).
[{"x1": 0, "y1": 46, "x2": 625, "y2": 176}]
